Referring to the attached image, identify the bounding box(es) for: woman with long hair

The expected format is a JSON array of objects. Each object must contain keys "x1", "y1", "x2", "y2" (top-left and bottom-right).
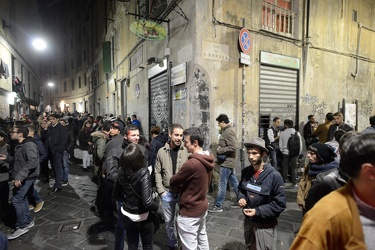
[
  {"x1": 78, "y1": 120, "x2": 92, "y2": 171},
  {"x1": 116, "y1": 143, "x2": 158, "y2": 250}
]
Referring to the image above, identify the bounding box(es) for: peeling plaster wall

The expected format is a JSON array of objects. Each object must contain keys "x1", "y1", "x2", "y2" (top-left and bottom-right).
[{"x1": 301, "y1": 0, "x2": 375, "y2": 130}]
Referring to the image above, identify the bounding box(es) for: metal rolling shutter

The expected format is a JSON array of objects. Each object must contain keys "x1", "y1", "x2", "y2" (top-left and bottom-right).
[
  {"x1": 259, "y1": 65, "x2": 298, "y2": 123},
  {"x1": 149, "y1": 72, "x2": 169, "y2": 133}
]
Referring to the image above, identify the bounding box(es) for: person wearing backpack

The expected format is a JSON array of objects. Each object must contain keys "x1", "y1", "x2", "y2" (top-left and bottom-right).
[{"x1": 279, "y1": 119, "x2": 302, "y2": 187}]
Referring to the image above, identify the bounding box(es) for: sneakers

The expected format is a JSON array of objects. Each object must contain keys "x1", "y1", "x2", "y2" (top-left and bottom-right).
[
  {"x1": 29, "y1": 204, "x2": 35, "y2": 210},
  {"x1": 208, "y1": 205, "x2": 223, "y2": 213},
  {"x1": 62, "y1": 180, "x2": 69, "y2": 186},
  {"x1": 24, "y1": 220, "x2": 34, "y2": 229},
  {"x1": 34, "y1": 201, "x2": 44, "y2": 213},
  {"x1": 48, "y1": 187, "x2": 62, "y2": 194},
  {"x1": 7, "y1": 228, "x2": 29, "y2": 240}
]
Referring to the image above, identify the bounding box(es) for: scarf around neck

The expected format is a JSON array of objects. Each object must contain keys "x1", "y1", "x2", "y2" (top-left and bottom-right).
[{"x1": 308, "y1": 161, "x2": 339, "y2": 177}]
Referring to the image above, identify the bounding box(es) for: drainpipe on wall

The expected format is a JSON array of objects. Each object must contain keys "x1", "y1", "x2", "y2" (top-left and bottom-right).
[
  {"x1": 351, "y1": 23, "x2": 362, "y2": 78},
  {"x1": 302, "y1": 0, "x2": 311, "y2": 83}
]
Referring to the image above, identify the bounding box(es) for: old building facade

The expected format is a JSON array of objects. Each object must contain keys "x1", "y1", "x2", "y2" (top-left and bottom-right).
[
  {"x1": 44, "y1": 0, "x2": 375, "y2": 158},
  {"x1": 0, "y1": 0, "x2": 43, "y2": 119}
]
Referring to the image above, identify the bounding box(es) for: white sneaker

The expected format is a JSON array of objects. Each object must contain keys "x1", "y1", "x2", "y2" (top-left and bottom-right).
[
  {"x1": 25, "y1": 221, "x2": 35, "y2": 229},
  {"x1": 7, "y1": 228, "x2": 29, "y2": 240}
]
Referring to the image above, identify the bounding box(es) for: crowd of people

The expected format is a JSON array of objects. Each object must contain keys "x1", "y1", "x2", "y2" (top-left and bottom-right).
[
  {"x1": 264, "y1": 112, "x2": 375, "y2": 249},
  {"x1": 0, "y1": 111, "x2": 373, "y2": 249}
]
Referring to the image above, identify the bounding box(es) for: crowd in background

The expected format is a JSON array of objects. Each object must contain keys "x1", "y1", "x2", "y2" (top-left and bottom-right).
[{"x1": 0, "y1": 111, "x2": 374, "y2": 249}]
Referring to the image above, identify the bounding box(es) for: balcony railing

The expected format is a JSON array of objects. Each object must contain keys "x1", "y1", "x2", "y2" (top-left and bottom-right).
[{"x1": 262, "y1": 0, "x2": 296, "y2": 37}]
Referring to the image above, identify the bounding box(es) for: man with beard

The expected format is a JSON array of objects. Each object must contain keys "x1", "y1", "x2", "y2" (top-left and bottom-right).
[
  {"x1": 155, "y1": 124, "x2": 189, "y2": 250},
  {"x1": 237, "y1": 137, "x2": 286, "y2": 250}
]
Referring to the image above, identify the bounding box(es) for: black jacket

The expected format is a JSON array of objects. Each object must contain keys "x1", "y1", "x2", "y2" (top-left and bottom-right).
[
  {"x1": 78, "y1": 128, "x2": 91, "y2": 151},
  {"x1": 46, "y1": 123, "x2": 68, "y2": 154},
  {"x1": 148, "y1": 133, "x2": 168, "y2": 167},
  {"x1": 238, "y1": 163, "x2": 286, "y2": 224},
  {"x1": 117, "y1": 167, "x2": 158, "y2": 214},
  {"x1": 304, "y1": 167, "x2": 348, "y2": 212},
  {"x1": 65, "y1": 126, "x2": 76, "y2": 153},
  {"x1": 327, "y1": 123, "x2": 353, "y2": 141},
  {"x1": 33, "y1": 134, "x2": 48, "y2": 163}
]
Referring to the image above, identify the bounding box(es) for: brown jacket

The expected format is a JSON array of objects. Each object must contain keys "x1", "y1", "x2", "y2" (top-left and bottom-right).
[
  {"x1": 216, "y1": 124, "x2": 237, "y2": 168},
  {"x1": 291, "y1": 180, "x2": 366, "y2": 250},
  {"x1": 313, "y1": 120, "x2": 332, "y2": 143},
  {"x1": 296, "y1": 165, "x2": 313, "y2": 209}
]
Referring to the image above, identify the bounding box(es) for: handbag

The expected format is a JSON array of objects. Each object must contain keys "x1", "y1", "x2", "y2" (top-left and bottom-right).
[
  {"x1": 88, "y1": 143, "x2": 95, "y2": 155},
  {"x1": 217, "y1": 154, "x2": 227, "y2": 162}
]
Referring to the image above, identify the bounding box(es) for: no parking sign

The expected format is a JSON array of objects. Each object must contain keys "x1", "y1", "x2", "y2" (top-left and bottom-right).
[{"x1": 239, "y1": 28, "x2": 252, "y2": 54}]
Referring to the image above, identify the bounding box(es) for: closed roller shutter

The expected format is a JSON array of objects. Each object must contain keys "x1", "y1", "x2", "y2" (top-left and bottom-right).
[
  {"x1": 260, "y1": 65, "x2": 298, "y2": 121},
  {"x1": 149, "y1": 72, "x2": 169, "y2": 133},
  {"x1": 259, "y1": 65, "x2": 298, "y2": 135}
]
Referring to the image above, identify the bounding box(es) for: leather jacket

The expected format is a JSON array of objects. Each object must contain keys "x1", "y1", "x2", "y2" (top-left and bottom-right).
[
  {"x1": 304, "y1": 167, "x2": 348, "y2": 212},
  {"x1": 118, "y1": 167, "x2": 158, "y2": 214}
]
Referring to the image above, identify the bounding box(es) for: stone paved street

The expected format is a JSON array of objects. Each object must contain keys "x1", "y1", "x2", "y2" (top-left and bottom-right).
[{"x1": 0, "y1": 149, "x2": 302, "y2": 249}]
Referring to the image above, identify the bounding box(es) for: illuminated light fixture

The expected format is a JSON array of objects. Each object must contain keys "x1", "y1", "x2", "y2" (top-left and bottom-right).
[
  {"x1": 32, "y1": 38, "x2": 47, "y2": 51},
  {"x1": 7, "y1": 92, "x2": 17, "y2": 105}
]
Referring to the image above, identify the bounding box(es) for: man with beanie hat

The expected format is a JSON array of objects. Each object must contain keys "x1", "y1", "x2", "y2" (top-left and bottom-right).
[
  {"x1": 304, "y1": 131, "x2": 359, "y2": 212},
  {"x1": 297, "y1": 143, "x2": 338, "y2": 214}
]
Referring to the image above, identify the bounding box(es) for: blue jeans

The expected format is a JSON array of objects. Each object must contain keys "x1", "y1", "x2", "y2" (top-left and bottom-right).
[
  {"x1": 215, "y1": 166, "x2": 239, "y2": 208},
  {"x1": 115, "y1": 201, "x2": 126, "y2": 250},
  {"x1": 161, "y1": 191, "x2": 180, "y2": 248},
  {"x1": 12, "y1": 179, "x2": 35, "y2": 228},
  {"x1": 27, "y1": 186, "x2": 43, "y2": 205},
  {"x1": 62, "y1": 151, "x2": 70, "y2": 182},
  {"x1": 0, "y1": 231, "x2": 8, "y2": 250},
  {"x1": 269, "y1": 149, "x2": 277, "y2": 169}
]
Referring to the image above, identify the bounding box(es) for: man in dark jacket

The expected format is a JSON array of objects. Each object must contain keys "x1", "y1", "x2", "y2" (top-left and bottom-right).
[
  {"x1": 59, "y1": 119, "x2": 76, "y2": 186},
  {"x1": 0, "y1": 126, "x2": 40, "y2": 240},
  {"x1": 237, "y1": 137, "x2": 286, "y2": 250},
  {"x1": 327, "y1": 112, "x2": 353, "y2": 142},
  {"x1": 303, "y1": 115, "x2": 318, "y2": 147},
  {"x1": 25, "y1": 125, "x2": 45, "y2": 213},
  {"x1": 45, "y1": 114, "x2": 67, "y2": 193}
]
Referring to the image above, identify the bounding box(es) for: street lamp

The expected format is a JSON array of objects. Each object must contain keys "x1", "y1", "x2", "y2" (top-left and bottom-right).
[{"x1": 32, "y1": 38, "x2": 47, "y2": 51}]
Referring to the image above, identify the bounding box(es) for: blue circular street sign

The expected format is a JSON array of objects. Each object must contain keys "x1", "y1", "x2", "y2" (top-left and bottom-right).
[{"x1": 239, "y1": 28, "x2": 252, "y2": 54}]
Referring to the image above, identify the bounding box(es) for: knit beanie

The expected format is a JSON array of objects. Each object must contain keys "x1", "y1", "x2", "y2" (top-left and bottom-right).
[{"x1": 308, "y1": 143, "x2": 336, "y2": 163}]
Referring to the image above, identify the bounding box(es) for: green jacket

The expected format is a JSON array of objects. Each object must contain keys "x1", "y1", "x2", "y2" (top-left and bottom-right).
[
  {"x1": 154, "y1": 142, "x2": 189, "y2": 195},
  {"x1": 217, "y1": 124, "x2": 237, "y2": 168}
]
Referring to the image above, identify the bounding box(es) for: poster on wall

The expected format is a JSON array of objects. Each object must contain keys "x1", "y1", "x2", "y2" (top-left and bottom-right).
[
  {"x1": 345, "y1": 103, "x2": 356, "y2": 128},
  {"x1": 174, "y1": 88, "x2": 187, "y2": 100}
]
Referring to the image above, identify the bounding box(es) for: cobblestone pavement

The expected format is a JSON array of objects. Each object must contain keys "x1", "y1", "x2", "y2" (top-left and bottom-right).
[{"x1": 0, "y1": 149, "x2": 301, "y2": 249}]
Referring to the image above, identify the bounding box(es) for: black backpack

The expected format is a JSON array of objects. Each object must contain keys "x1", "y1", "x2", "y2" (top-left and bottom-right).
[{"x1": 287, "y1": 131, "x2": 300, "y2": 157}]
